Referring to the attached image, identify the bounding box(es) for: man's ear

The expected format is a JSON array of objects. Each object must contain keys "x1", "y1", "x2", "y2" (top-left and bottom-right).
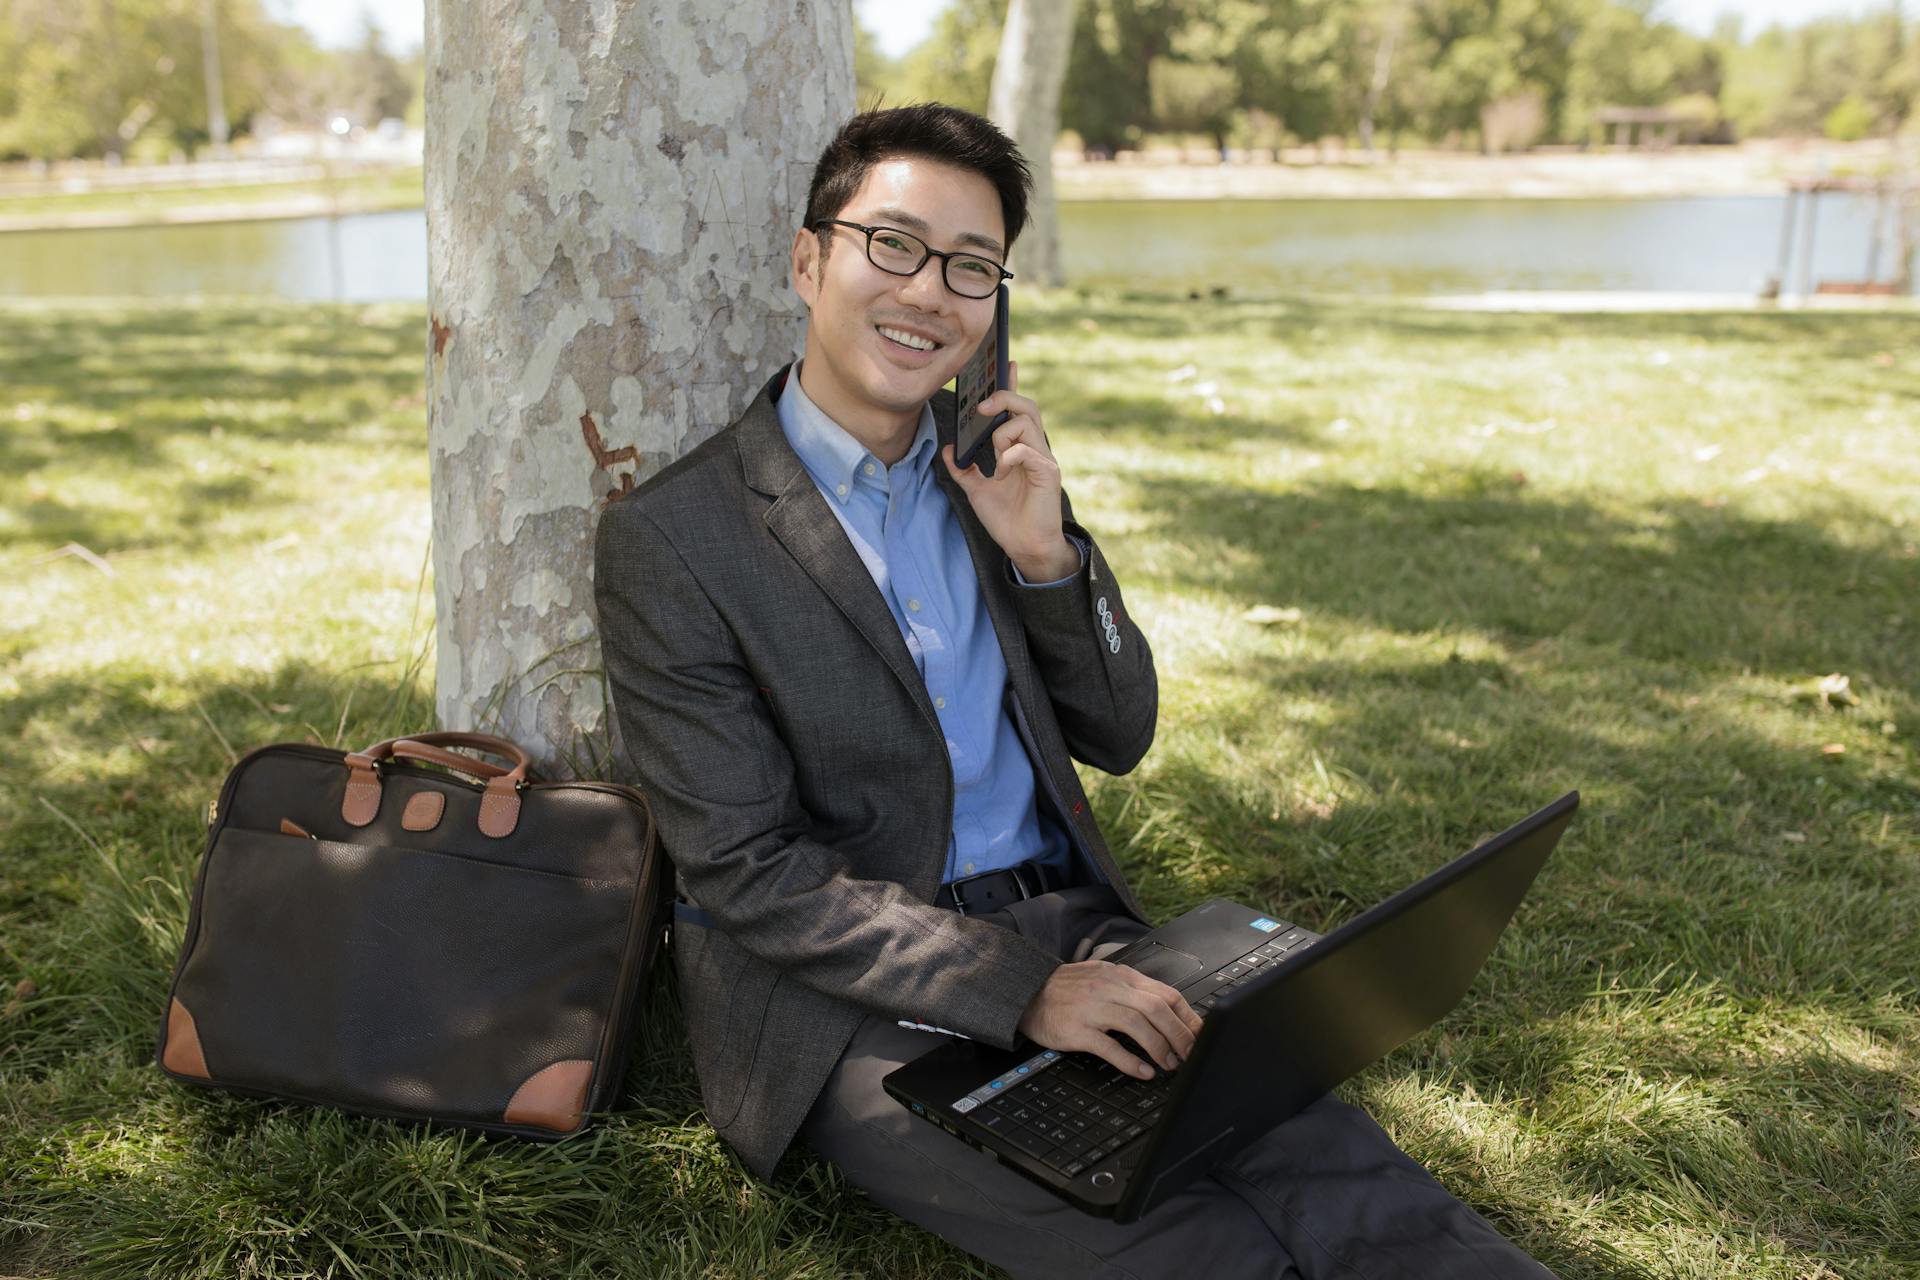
[{"x1": 790, "y1": 226, "x2": 820, "y2": 310}]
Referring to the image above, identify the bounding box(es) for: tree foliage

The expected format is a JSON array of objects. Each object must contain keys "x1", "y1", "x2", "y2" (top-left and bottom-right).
[
  {"x1": 0, "y1": 0, "x2": 420, "y2": 161},
  {"x1": 857, "y1": 0, "x2": 1920, "y2": 152}
]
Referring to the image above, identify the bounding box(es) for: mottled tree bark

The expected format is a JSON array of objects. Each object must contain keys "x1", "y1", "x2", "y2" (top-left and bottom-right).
[
  {"x1": 988, "y1": 0, "x2": 1078, "y2": 288},
  {"x1": 424, "y1": 0, "x2": 855, "y2": 776}
]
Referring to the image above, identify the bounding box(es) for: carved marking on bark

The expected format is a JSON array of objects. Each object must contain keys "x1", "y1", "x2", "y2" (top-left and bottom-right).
[
  {"x1": 430, "y1": 315, "x2": 453, "y2": 356},
  {"x1": 580, "y1": 409, "x2": 640, "y2": 503}
]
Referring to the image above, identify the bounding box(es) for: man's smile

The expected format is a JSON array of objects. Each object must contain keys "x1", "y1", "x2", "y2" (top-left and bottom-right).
[{"x1": 876, "y1": 322, "x2": 946, "y2": 356}]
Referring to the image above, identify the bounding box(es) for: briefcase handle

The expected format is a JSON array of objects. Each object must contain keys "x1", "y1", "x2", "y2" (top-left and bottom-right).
[{"x1": 341, "y1": 732, "x2": 532, "y2": 839}]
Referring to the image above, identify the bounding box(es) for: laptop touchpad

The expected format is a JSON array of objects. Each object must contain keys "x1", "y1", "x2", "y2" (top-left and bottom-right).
[{"x1": 1123, "y1": 942, "x2": 1204, "y2": 987}]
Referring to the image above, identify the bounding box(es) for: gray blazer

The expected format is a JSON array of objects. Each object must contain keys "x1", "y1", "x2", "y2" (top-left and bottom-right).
[{"x1": 592, "y1": 364, "x2": 1157, "y2": 1179}]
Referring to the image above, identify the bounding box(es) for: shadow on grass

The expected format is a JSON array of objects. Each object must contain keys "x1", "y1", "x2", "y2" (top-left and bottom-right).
[
  {"x1": 1, "y1": 303, "x2": 426, "y2": 556},
  {"x1": 0, "y1": 655, "x2": 991, "y2": 1279},
  {"x1": 1121, "y1": 469, "x2": 1918, "y2": 686}
]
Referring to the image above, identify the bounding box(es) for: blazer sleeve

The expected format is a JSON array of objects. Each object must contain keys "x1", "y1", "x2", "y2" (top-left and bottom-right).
[
  {"x1": 593, "y1": 497, "x2": 1061, "y2": 1049},
  {"x1": 1004, "y1": 490, "x2": 1158, "y2": 775}
]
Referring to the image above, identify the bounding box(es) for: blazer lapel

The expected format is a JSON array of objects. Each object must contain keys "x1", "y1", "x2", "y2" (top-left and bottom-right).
[{"x1": 737, "y1": 367, "x2": 937, "y2": 726}]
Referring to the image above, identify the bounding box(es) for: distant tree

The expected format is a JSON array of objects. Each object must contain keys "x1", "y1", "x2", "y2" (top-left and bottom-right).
[
  {"x1": 0, "y1": 0, "x2": 295, "y2": 160},
  {"x1": 1565, "y1": 1, "x2": 1719, "y2": 139},
  {"x1": 1147, "y1": 56, "x2": 1236, "y2": 154},
  {"x1": 891, "y1": 0, "x2": 1008, "y2": 114},
  {"x1": 854, "y1": 13, "x2": 900, "y2": 104},
  {"x1": 337, "y1": 16, "x2": 412, "y2": 124},
  {"x1": 989, "y1": 0, "x2": 1080, "y2": 286},
  {"x1": 1171, "y1": 0, "x2": 1357, "y2": 151},
  {"x1": 1061, "y1": 0, "x2": 1186, "y2": 154}
]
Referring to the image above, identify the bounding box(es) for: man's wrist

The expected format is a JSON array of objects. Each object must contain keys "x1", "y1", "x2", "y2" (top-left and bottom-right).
[{"x1": 1011, "y1": 537, "x2": 1081, "y2": 585}]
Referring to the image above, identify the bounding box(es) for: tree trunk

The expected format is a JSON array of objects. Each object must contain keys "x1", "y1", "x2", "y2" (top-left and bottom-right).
[
  {"x1": 423, "y1": 0, "x2": 854, "y2": 776},
  {"x1": 988, "y1": 0, "x2": 1079, "y2": 288},
  {"x1": 1358, "y1": 2, "x2": 1403, "y2": 156}
]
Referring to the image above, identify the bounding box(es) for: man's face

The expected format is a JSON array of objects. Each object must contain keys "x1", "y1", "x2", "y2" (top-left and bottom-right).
[{"x1": 790, "y1": 157, "x2": 1006, "y2": 427}]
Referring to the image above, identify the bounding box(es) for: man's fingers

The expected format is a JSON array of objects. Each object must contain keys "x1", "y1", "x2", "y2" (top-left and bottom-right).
[
  {"x1": 1077, "y1": 1024, "x2": 1157, "y2": 1081},
  {"x1": 1131, "y1": 990, "x2": 1196, "y2": 1064},
  {"x1": 993, "y1": 442, "x2": 1056, "y2": 482},
  {"x1": 1122, "y1": 971, "x2": 1201, "y2": 1053},
  {"x1": 978, "y1": 390, "x2": 1043, "y2": 435},
  {"x1": 941, "y1": 444, "x2": 984, "y2": 489},
  {"x1": 1112, "y1": 1004, "x2": 1183, "y2": 1072},
  {"x1": 1149, "y1": 976, "x2": 1204, "y2": 1038}
]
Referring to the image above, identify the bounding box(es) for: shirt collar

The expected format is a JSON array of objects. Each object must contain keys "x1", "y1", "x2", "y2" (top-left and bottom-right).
[{"x1": 777, "y1": 360, "x2": 938, "y2": 504}]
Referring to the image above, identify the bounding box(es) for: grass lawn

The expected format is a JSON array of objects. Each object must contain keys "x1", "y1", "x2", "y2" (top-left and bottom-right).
[
  {"x1": 1, "y1": 293, "x2": 1916, "y2": 1278},
  {"x1": 0, "y1": 166, "x2": 424, "y2": 228}
]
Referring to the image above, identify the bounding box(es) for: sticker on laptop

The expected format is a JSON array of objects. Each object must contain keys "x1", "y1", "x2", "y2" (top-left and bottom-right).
[{"x1": 1249, "y1": 917, "x2": 1280, "y2": 932}]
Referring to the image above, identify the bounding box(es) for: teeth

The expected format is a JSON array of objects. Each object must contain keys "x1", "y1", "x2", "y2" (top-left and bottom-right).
[{"x1": 879, "y1": 326, "x2": 937, "y2": 352}]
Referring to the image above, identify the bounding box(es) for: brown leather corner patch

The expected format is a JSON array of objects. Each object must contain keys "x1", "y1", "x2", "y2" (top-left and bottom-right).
[
  {"x1": 401, "y1": 791, "x2": 446, "y2": 832},
  {"x1": 163, "y1": 998, "x2": 211, "y2": 1079},
  {"x1": 503, "y1": 1058, "x2": 593, "y2": 1132}
]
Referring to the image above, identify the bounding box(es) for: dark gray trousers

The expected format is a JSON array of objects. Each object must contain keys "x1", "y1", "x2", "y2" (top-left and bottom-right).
[{"x1": 799, "y1": 888, "x2": 1554, "y2": 1280}]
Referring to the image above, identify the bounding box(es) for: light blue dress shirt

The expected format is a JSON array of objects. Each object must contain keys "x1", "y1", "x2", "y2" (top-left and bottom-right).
[{"x1": 776, "y1": 362, "x2": 1072, "y2": 884}]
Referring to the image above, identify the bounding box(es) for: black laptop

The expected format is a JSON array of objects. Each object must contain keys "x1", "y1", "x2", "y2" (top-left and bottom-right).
[{"x1": 883, "y1": 792, "x2": 1578, "y2": 1224}]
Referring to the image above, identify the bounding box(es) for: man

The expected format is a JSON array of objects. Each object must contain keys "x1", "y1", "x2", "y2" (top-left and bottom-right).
[{"x1": 593, "y1": 104, "x2": 1551, "y2": 1279}]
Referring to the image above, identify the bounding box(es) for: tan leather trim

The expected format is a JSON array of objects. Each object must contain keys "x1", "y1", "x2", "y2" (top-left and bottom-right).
[
  {"x1": 401, "y1": 791, "x2": 446, "y2": 832},
  {"x1": 503, "y1": 1058, "x2": 593, "y2": 1131},
  {"x1": 163, "y1": 998, "x2": 211, "y2": 1078},
  {"x1": 279, "y1": 817, "x2": 316, "y2": 838},
  {"x1": 477, "y1": 777, "x2": 520, "y2": 838},
  {"x1": 341, "y1": 756, "x2": 382, "y2": 827}
]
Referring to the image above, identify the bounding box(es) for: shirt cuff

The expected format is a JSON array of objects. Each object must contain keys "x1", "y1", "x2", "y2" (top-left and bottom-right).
[{"x1": 1010, "y1": 533, "x2": 1088, "y2": 588}]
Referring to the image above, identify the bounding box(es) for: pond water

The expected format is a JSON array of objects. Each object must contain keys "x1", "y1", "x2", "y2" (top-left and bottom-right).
[{"x1": 0, "y1": 195, "x2": 1891, "y2": 301}]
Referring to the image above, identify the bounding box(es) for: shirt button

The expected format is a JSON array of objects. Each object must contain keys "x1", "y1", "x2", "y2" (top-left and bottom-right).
[
  {"x1": 934, "y1": 696, "x2": 947, "y2": 709},
  {"x1": 835, "y1": 483, "x2": 848, "y2": 497},
  {"x1": 964, "y1": 862, "x2": 975, "y2": 875},
  {"x1": 907, "y1": 598, "x2": 922, "y2": 612},
  {"x1": 864, "y1": 462, "x2": 876, "y2": 476}
]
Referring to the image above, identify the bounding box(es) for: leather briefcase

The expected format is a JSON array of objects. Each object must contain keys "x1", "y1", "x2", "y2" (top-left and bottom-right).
[{"x1": 156, "y1": 730, "x2": 668, "y2": 1139}]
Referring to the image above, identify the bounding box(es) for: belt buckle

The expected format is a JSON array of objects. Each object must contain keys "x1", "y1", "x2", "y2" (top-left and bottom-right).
[{"x1": 947, "y1": 862, "x2": 1039, "y2": 917}]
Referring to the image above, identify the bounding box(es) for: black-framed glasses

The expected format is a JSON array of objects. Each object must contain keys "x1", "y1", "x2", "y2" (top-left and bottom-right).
[{"x1": 814, "y1": 219, "x2": 1011, "y2": 299}]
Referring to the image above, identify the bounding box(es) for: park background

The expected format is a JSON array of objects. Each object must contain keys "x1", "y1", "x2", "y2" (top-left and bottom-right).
[{"x1": 3, "y1": 1, "x2": 1917, "y2": 1278}]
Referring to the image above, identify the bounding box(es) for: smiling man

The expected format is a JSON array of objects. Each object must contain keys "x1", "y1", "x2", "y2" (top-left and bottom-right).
[{"x1": 592, "y1": 105, "x2": 1551, "y2": 1279}]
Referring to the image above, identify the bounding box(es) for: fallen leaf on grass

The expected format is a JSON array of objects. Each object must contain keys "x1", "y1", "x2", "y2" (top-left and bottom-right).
[
  {"x1": 1820, "y1": 743, "x2": 1846, "y2": 756},
  {"x1": 1792, "y1": 673, "x2": 1858, "y2": 709},
  {"x1": 1781, "y1": 831, "x2": 1807, "y2": 843},
  {"x1": 1241, "y1": 605, "x2": 1304, "y2": 626}
]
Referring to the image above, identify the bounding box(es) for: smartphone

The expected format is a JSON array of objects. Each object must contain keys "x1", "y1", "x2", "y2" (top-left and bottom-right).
[{"x1": 952, "y1": 284, "x2": 1010, "y2": 476}]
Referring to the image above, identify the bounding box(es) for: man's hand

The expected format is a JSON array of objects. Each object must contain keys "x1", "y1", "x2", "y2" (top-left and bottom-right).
[
  {"x1": 1016, "y1": 960, "x2": 1204, "y2": 1080},
  {"x1": 941, "y1": 360, "x2": 1079, "y2": 583}
]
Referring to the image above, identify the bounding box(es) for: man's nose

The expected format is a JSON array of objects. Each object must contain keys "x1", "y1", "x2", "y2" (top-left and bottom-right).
[{"x1": 899, "y1": 260, "x2": 954, "y2": 309}]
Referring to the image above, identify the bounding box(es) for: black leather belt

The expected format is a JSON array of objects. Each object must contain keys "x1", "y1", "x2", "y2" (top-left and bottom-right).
[{"x1": 934, "y1": 859, "x2": 1056, "y2": 915}]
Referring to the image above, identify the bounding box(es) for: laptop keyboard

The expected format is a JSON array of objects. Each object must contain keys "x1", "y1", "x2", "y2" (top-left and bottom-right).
[
  {"x1": 964, "y1": 1052, "x2": 1173, "y2": 1178},
  {"x1": 954, "y1": 923, "x2": 1321, "y2": 1181}
]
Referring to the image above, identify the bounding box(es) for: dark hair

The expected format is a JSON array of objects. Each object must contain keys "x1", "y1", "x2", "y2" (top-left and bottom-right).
[{"x1": 802, "y1": 103, "x2": 1031, "y2": 263}]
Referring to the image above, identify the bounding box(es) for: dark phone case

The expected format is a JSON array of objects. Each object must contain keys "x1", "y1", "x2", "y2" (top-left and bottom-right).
[{"x1": 953, "y1": 285, "x2": 1010, "y2": 477}]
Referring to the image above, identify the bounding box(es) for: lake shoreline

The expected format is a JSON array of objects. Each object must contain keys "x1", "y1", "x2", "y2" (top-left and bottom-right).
[{"x1": 1, "y1": 140, "x2": 1899, "y2": 234}]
